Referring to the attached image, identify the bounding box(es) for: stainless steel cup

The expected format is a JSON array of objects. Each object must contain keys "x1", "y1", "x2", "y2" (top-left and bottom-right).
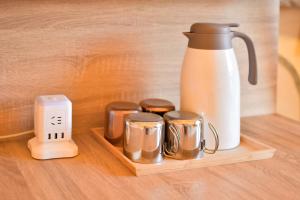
[
  {"x1": 104, "y1": 101, "x2": 140, "y2": 144},
  {"x1": 164, "y1": 111, "x2": 219, "y2": 160},
  {"x1": 123, "y1": 112, "x2": 165, "y2": 164}
]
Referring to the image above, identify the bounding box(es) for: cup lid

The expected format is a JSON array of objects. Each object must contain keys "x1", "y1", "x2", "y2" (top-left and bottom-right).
[
  {"x1": 140, "y1": 98, "x2": 175, "y2": 113},
  {"x1": 164, "y1": 111, "x2": 200, "y2": 121},
  {"x1": 126, "y1": 112, "x2": 163, "y2": 123},
  {"x1": 106, "y1": 101, "x2": 140, "y2": 111}
]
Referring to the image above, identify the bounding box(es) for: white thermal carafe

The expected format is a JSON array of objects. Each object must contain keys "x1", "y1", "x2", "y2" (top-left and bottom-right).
[{"x1": 180, "y1": 23, "x2": 257, "y2": 150}]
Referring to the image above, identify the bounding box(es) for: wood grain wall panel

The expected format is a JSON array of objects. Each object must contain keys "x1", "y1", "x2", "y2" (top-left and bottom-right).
[{"x1": 0, "y1": 0, "x2": 279, "y2": 135}]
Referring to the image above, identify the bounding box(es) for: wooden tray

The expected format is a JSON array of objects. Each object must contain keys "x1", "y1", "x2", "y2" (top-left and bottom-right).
[{"x1": 91, "y1": 127, "x2": 276, "y2": 176}]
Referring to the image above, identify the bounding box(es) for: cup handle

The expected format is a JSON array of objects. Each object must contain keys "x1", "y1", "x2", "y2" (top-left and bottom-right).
[
  {"x1": 204, "y1": 122, "x2": 219, "y2": 154},
  {"x1": 164, "y1": 123, "x2": 180, "y2": 157},
  {"x1": 200, "y1": 113, "x2": 219, "y2": 154}
]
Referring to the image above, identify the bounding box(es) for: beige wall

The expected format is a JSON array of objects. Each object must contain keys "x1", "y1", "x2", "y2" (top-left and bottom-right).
[
  {"x1": 0, "y1": 0, "x2": 279, "y2": 135},
  {"x1": 277, "y1": 8, "x2": 300, "y2": 120}
]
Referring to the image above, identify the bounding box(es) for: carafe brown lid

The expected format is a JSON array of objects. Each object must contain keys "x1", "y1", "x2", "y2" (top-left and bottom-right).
[
  {"x1": 183, "y1": 23, "x2": 239, "y2": 50},
  {"x1": 190, "y1": 23, "x2": 238, "y2": 34}
]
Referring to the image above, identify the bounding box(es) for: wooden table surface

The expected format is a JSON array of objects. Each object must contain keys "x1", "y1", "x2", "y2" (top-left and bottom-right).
[{"x1": 0, "y1": 114, "x2": 299, "y2": 200}]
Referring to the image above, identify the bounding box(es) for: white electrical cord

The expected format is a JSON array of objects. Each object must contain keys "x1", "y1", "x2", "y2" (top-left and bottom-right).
[{"x1": 0, "y1": 130, "x2": 33, "y2": 140}]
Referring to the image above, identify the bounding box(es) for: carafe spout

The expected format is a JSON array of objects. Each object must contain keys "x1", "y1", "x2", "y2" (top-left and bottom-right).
[{"x1": 183, "y1": 32, "x2": 193, "y2": 39}]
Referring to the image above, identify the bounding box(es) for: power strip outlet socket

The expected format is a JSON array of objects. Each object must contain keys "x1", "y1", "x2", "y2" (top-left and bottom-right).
[{"x1": 28, "y1": 95, "x2": 78, "y2": 159}]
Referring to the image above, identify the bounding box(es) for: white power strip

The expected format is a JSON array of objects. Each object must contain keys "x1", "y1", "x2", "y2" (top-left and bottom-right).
[{"x1": 28, "y1": 95, "x2": 78, "y2": 159}]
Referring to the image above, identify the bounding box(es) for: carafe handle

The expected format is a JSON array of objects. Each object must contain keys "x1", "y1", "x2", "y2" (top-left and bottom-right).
[{"x1": 232, "y1": 31, "x2": 257, "y2": 85}]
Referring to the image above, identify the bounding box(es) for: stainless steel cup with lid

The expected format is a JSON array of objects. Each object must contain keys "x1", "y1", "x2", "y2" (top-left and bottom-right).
[
  {"x1": 104, "y1": 101, "x2": 140, "y2": 144},
  {"x1": 123, "y1": 112, "x2": 165, "y2": 164},
  {"x1": 140, "y1": 98, "x2": 175, "y2": 116},
  {"x1": 164, "y1": 111, "x2": 219, "y2": 160}
]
